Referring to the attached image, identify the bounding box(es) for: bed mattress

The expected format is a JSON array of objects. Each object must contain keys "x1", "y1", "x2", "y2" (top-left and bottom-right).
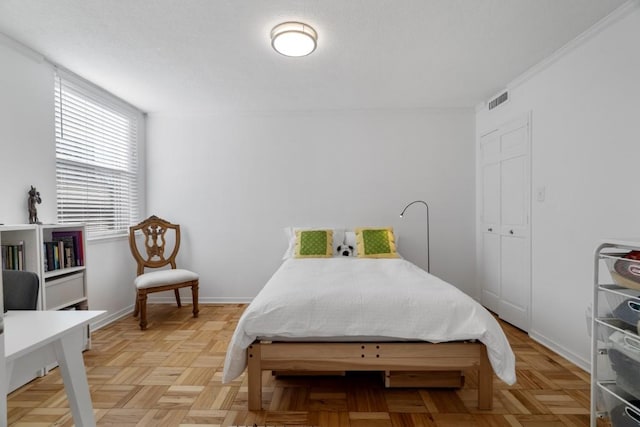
[{"x1": 222, "y1": 257, "x2": 516, "y2": 385}]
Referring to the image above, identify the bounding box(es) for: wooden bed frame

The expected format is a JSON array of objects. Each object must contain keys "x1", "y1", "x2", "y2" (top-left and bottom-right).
[{"x1": 247, "y1": 340, "x2": 493, "y2": 411}]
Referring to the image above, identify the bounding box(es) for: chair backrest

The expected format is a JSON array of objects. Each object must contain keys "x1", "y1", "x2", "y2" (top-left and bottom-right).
[
  {"x1": 3, "y1": 270, "x2": 40, "y2": 311},
  {"x1": 129, "y1": 215, "x2": 181, "y2": 276}
]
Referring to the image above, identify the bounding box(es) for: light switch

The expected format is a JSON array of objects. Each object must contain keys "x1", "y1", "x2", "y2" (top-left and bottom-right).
[{"x1": 536, "y1": 186, "x2": 546, "y2": 202}]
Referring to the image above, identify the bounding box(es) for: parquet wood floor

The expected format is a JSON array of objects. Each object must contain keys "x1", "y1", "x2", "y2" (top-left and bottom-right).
[{"x1": 7, "y1": 304, "x2": 594, "y2": 426}]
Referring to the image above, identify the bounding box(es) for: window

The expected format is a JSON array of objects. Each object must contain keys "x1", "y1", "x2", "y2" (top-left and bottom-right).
[{"x1": 54, "y1": 69, "x2": 143, "y2": 238}]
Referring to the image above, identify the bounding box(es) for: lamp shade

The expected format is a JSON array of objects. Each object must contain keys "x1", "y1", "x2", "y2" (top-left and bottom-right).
[{"x1": 271, "y1": 22, "x2": 317, "y2": 57}]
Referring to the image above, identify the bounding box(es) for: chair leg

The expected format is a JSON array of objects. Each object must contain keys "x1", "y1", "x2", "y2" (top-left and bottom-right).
[
  {"x1": 174, "y1": 288, "x2": 182, "y2": 307},
  {"x1": 138, "y1": 292, "x2": 148, "y2": 330},
  {"x1": 192, "y1": 281, "x2": 199, "y2": 318},
  {"x1": 133, "y1": 294, "x2": 140, "y2": 318}
]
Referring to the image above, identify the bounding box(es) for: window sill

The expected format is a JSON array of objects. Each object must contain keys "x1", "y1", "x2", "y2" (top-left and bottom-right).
[{"x1": 86, "y1": 233, "x2": 129, "y2": 244}]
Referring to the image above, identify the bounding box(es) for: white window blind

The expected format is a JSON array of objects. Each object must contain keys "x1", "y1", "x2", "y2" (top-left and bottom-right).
[{"x1": 55, "y1": 69, "x2": 142, "y2": 238}]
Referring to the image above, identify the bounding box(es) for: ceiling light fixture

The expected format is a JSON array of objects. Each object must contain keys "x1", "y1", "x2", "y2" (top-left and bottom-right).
[{"x1": 271, "y1": 22, "x2": 317, "y2": 57}]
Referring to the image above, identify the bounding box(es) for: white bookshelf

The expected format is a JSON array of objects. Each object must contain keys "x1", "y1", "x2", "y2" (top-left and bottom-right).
[
  {"x1": 39, "y1": 224, "x2": 88, "y2": 311},
  {"x1": 0, "y1": 223, "x2": 89, "y2": 392}
]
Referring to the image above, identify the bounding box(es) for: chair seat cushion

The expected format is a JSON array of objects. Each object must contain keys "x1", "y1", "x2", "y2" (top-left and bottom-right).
[{"x1": 135, "y1": 269, "x2": 199, "y2": 289}]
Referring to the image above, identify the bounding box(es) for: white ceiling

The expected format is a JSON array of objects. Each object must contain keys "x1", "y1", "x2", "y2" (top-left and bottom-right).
[{"x1": 0, "y1": 0, "x2": 628, "y2": 114}]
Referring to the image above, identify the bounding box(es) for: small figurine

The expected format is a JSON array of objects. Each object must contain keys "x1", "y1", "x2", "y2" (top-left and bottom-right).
[{"x1": 27, "y1": 185, "x2": 42, "y2": 224}]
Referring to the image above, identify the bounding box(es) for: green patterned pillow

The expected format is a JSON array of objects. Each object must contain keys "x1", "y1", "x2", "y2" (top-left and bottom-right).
[
  {"x1": 294, "y1": 230, "x2": 333, "y2": 258},
  {"x1": 355, "y1": 227, "x2": 399, "y2": 258}
]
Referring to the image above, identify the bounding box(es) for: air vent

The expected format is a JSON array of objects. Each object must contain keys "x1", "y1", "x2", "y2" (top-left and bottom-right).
[{"x1": 488, "y1": 90, "x2": 509, "y2": 110}]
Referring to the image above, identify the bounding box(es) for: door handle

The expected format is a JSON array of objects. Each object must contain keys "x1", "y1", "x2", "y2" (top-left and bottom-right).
[
  {"x1": 488, "y1": 228, "x2": 493, "y2": 232},
  {"x1": 509, "y1": 230, "x2": 514, "y2": 235}
]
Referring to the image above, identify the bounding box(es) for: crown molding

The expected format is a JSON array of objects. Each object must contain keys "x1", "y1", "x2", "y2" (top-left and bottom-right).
[
  {"x1": 0, "y1": 31, "x2": 46, "y2": 64},
  {"x1": 509, "y1": 0, "x2": 639, "y2": 91},
  {"x1": 476, "y1": 0, "x2": 639, "y2": 113}
]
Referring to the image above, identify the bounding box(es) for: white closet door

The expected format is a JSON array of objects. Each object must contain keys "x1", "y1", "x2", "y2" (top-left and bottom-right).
[
  {"x1": 480, "y1": 153, "x2": 501, "y2": 313},
  {"x1": 500, "y1": 233, "x2": 529, "y2": 330},
  {"x1": 478, "y1": 115, "x2": 530, "y2": 332},
  {"x1": 482, "y1": 162, "x2": 500, "y2": 225},
  {"x1": 501, "y1": 155, "x2": 526, "y2": 229},
  {"x1": 481, "y1": 231, "x2": 501, "y2": 313},
  {"x1": 499, "y1": 123, "x2": 530, "y2": 331}
]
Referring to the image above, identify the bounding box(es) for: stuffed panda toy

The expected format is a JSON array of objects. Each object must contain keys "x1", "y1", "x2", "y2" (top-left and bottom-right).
[{"x1": 337, "y1": 244, "x2": 354, "y2": 257}]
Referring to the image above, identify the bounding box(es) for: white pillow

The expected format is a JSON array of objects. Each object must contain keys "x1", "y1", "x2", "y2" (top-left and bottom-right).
[{"x1": 283, "y1": 227, "x2": 345, "y2": 259}]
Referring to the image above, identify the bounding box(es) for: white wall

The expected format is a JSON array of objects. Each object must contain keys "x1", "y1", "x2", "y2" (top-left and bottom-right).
[
  {"x1": 0, "y1": 38, "x2": 56, "y2": 225},
  {"x1": 146, "y1": 109, "x2": 476, "y2": 300},
  {"x1": 476, "y1": 4, "x2": 640, "y2": 370},
  {"x1": 0, "y1": 35, "x2": 140, "y2": 324}
]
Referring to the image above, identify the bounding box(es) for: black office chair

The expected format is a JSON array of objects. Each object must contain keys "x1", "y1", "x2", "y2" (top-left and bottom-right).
[{"x1": 3, "y1": 270, "x2": 40, "y2": 312}]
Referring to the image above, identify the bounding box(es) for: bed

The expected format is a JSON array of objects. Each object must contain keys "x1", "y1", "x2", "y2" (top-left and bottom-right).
[{"x1": 223, "y1": 256, "x2": 516, "y2": 411}]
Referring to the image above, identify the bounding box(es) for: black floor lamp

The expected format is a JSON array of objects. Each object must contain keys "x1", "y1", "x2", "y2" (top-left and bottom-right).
[{"x1": 399, "y1": 200, "x2": 430, "y2": 272}]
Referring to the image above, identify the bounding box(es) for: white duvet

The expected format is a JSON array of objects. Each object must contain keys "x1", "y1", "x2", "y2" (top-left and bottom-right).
[{"x1": 222, "y1": 257, "x2": 516, "y2": 385}]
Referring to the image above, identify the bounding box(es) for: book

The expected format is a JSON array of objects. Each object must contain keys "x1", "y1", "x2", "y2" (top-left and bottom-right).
[
  {"x1": 59, "y1": 240, "x2": 65, "y2": 268},
  {"x1": 52, "y1": 236, "x2": 77, "y2": 268},
  {"x1": 53, "y1": 244, "x2": 59, "y2": 270},
  {"x1": 45, "y1": 242, "x2": 56, "y2": 272},
  {"x1": 1, "y1": 240, "x2": 25, "y2": 271},
  {"x1": 42, "y1": 243, "x2": 48, "y2": 272},
  {"x1": 65, "y1": 246, "x2": 72, "y2": 268},
  {"x1": 51, "y1": 230, "x2": 84, "y2": 267}
]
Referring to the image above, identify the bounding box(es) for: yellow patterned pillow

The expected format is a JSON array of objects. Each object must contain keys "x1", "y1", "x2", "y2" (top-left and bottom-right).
[
  {"x1": 294, "y1": 230, "x2": 333, "y2": 258},
  {"x1": 355, "y1": 227, "x2": 399, "y2": 258}
]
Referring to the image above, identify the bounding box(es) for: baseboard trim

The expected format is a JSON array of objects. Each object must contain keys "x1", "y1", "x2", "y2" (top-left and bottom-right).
[
  {"x1": 90, "y1": 305, "x2": 134, "y2": 331},
  {"x1": 88, "y1": 300, "x2": 254, "y2": 330},
  {"x1": 147, "y1": 296, "x2": 254, "y2": 304},
  {"x1": 528, "y1": 329, "x2": 590, "y2": 373}
]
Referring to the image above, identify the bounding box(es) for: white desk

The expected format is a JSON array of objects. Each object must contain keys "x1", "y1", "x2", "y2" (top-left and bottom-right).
[{"x1": 4, "y1": 310, "x2": 105, "y2": 427}]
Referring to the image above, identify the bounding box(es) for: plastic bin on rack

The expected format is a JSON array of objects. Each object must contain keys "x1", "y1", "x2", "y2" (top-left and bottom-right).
[
  {"x1": 595, "y1": 318, "x2": 640, "y2": 401},
  {"x1": 600, "y1": 284, "x2": 640, "y2": 335},
  {"x1": 608, "y1": 395, "x2": 640, "y2": 427},
  {"x1": 608, "y1": 331, "x2": 640, "y2": 400},
  {"x1": 604, "y1": 253, "x2": 640, "y2": 292},
  {"x1": 597, "y1": 383, "x2": 640, "y2": 427},
  {"x1": 612, "y1": 298, "x2": 640, "y2": 332},
  {"x1": 595, "y1": 320, "x2": 621, "y2": 382}
]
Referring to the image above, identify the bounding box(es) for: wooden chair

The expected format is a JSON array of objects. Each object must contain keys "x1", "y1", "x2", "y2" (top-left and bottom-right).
[{"x1": 129, "y1": 215, "x2": 199, "y2": 330}]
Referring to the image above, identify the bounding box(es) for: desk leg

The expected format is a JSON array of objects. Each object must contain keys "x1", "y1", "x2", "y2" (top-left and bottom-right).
[
  {"x1": 4, "y1": 360, "x2": 14, "y2": 396},
  {"x1": 53, "y1": 333, "x2": 96, "y2": 427},
  {"x1": 2, "y1": 360, "x2": 12, "y2": 427}
]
